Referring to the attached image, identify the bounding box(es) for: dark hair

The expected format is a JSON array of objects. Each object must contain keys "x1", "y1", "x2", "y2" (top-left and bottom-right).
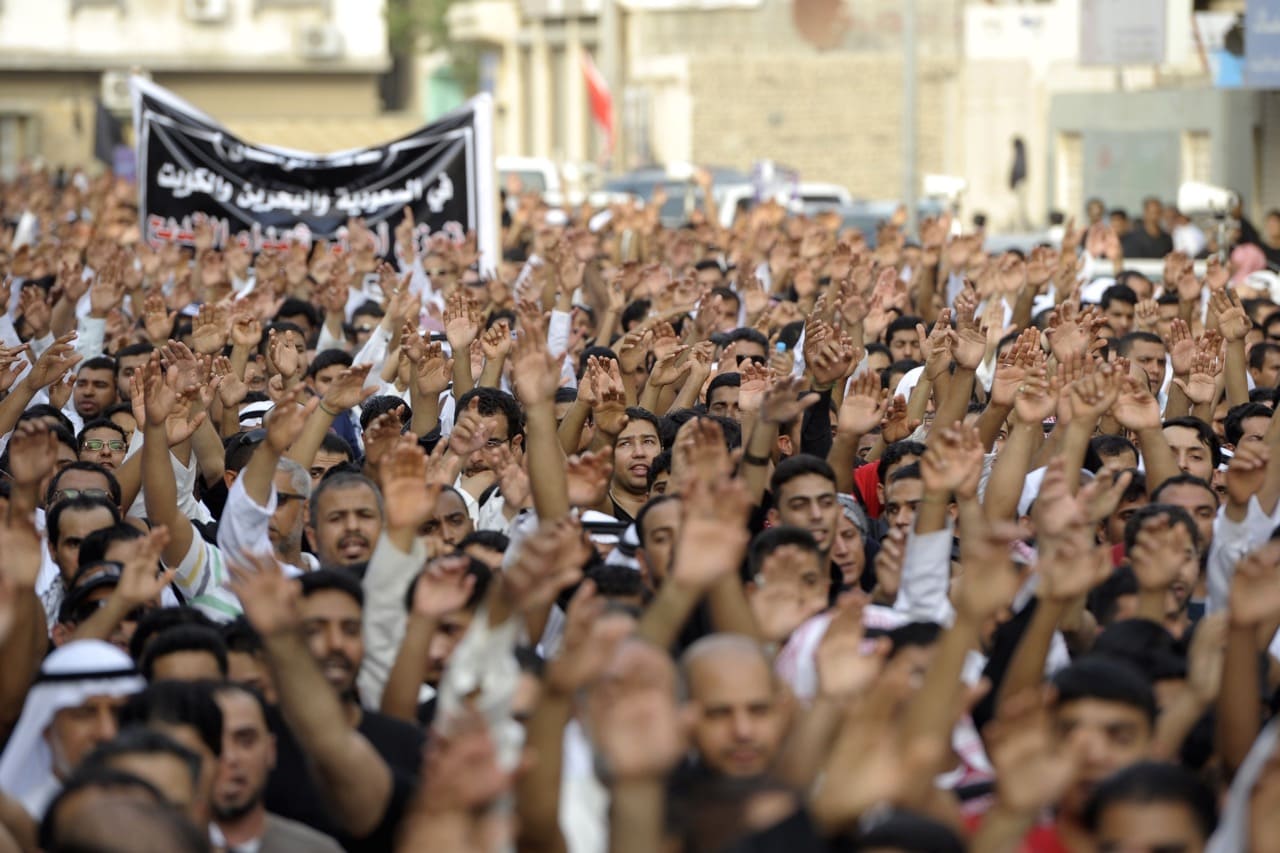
[
  {"x1": 306, "y1": 348, "x2": 353, "y2": 379},
  {"x1": 621, "y1": 299, "x2": 651, "y2": 332},
  {"x1": 77, "y1": 418, "x2": 127, "y2": 448},
  {"x1": 1088, "y1": 566, "x2": 1139, "y2": 627},
  {"x1": 1114, "y1": 331, "x2": 1165, "y2": 356},
  {"x1": 883, "y1": 359, "x2": 922, "y2": 389},
  {"x1": 1082, "y1": 762, "x2": 1217, "y2": 840},
  {"x1": 486, "y1": 308, "x2": 517, "y2": 331},
  {"x1": 220, "y1": 616, "x2": 263, "y2": 656},
  {"x1": 877, "y1": 440, "x2": 926, "y2": 485},
  {"x1": 16, "y1": 403, "x2": 75, "y2": 435},
  {"x1": 635, "y1": 494, "x2": 680, "y2": 547},
  {"x1": 222, "y1": 429, "x2": 266, "y2": 473},
  {"x1": 298, "y1": 568, "x2": 365, "y2": 608},
  {"x1": 1150, "y1": 473, "x2": 1218, "y2": 509},
  {"x1": 709, "y1": 285, "x2": 739, "y2": 308},
  {"x1": 456, "y1": 386, "x2": 525, "y2": 441},
  {"x1": 81, "y1": 726, "x2": 203, "y2": 794},
  {"x1": 1122, "y1": 502, "x2": 1201, "y2": 555},
  {"x1": 778, "y1": 320, "x2": 805, "y2": 350},
  {"x1": 586, "y1": 561, "x2": 648, "y2": 601},
  {"x1": 275, "y1": 297, "x2": 321, "y2": 330},
  {"x1": 1161, "y1": 416, "x2": 1222, "y2": 469},
  {"x1": 308, "y1": 471, "x2": 382, "y2": 532},
  {"x1": 577, "y1": 346, "x2": 619, "y2": 379},
  {"x1": 77, "y1": 355, "x2": 118, "y2": 379},
  {"x1": 1051, "y1": 655, "x2": 1157, "y2": 724},
  {"x1": 1092, "y1": 618, "x2": 1187, "y2": 682},
  {"x1": 620, "y1": 406, "x2": 663, "y2": 445},
  {"x1": 769, "y1": 454, "x2": 836, "y2": 497},
  {"x1": 886, "y1": 315, "x2": 923, "y2": 343},
  {"x1": 77, "y1": 522, "x2": 145, "y2": 567},
  {"x1": 705, "y1": 372, "x2": 740, "y2": 406},
  {"x1": 358, "y1": 395, "x2": 411, "y2": 432},
  {"x1": 46, "y1": 495, "x2": 122, "y2": 547},
  {"x1": 1224, "y1": 402, "x2": 1273, "y2": 447},
  {"x1": 884, "y1": 621, "x2": 943, "y2": 656},
  {"x1": 850, "y1": 809, "x2": 967, "y2": 853},
  {"x1": 113, "y1": 338, "x2": 154, "y2": 361},
  {"x1": 1090, "y1": 434, "x2": 1138, "y2": 467},
  {"x1": 721, "y1": 329, "x2": 765, "y2": 355},
  {"x1": 119, "y1": 680, "x2": 224, "y2": 758},
  {"x1": 139, "y1": 625, "x2": 229, "y2": 681},
  {"x1": 1100, "y1": 283, "x2": 1138, "y2": 310},
  {"x1": 39, "y1": 768, "x2": 165, "y2": 851},
  {"x1": 747, "y1": 525, "x2": 820, "y2": 578},
  {"x1": 47, "y1": 461, "x2": 123, "y2": 507},
  {"x1": 129, "y1": 607, "x2": 219, "y2": 662},
  {"x1": 318, "y1": 431, "x2": 355, "y2": 462},
  {"x1": 888, "y1": 461, "x2": 923, "y2": 485},
  {"x1": 457, "y1": 530, "x2": 510, "y2": 553},
  {"x1": 646, "y1": 450, "x2": 672, "y2": 490},
  {"x1": 351, "y1": 300, "x2": 385, "y2": 323}
]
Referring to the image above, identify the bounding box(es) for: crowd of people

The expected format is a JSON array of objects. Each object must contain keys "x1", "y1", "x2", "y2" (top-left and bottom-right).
[{"x1": 1, "y1": 166, "x2": 1280, "y2": 852}]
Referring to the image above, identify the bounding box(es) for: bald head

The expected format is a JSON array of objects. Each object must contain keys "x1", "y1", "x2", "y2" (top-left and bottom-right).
[{"x1": 679, "y1": 634, "x2": 787, "y2": 779}]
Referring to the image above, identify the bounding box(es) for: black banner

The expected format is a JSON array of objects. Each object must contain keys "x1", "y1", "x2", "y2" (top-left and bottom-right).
[{"x1": 131, "y1": 77, "x2": 496, "y2": 269}]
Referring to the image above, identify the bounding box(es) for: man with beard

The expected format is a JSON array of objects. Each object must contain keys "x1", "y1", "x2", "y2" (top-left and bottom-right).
[
  {"x1": 304, "y1": 472, "x2": 383, "y2": 569},
  {"x1": 69, "y1": 357, "x2": 119, "y2": 432},
  {"x1": 212, "y1": 684, "x2": 341, "y2": 853},
  {"x1": 451, "y1": 387, "x2": 525, "y2": 520},
  {"x1": 263, "y1": 570, "x2": 422, "y2": 836}
]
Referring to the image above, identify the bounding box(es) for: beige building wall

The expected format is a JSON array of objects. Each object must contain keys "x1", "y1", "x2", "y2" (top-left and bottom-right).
[{"x1": 684, "y1": 54, "x2": 958, "y2": 199}]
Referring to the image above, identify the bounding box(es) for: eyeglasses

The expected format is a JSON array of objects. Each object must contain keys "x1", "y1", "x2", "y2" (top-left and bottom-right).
[
  {"x1": 277, "y1": 492, "x2": 307, "y2": 504},
  {"x1": 52, "y1": 488, "x2": 110, "y2": 503},
  {"x1": 82, "y1": 439, "x2": 126, "y2": 452},
  {"x1": 484, "y1": 437, "x2": 510, "y2": 448}
]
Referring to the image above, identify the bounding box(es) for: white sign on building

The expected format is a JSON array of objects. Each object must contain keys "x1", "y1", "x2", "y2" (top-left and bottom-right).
[{"x1": 1079, "y1": 0, "x2": 1168, "y2": 66}]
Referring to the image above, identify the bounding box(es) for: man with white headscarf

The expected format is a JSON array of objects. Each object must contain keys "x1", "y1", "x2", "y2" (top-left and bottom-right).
[{"x1": 0, "y1": 639, "x2": 144, "y2": 819}]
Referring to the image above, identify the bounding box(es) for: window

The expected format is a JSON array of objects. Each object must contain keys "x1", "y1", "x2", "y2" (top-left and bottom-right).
[
  {"x1": 1181, "y1": 131, "x2": 1212, "y2": 185},
  {"x1": 1055, "y1": 132, "x2": 1083, "y2": 218}
]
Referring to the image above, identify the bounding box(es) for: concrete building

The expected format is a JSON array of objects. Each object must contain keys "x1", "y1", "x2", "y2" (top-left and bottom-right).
[
  {"x1": 449, "y1": 0, "x2": 1277, "y2": 230},
  {"x1": 0, "y1": 0, "x2": 409, "y2": 175}
]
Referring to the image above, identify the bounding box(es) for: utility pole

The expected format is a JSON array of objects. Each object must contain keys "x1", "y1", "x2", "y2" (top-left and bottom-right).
[{"x1": 902, "y1": 0, "x2": 918, "y2": 238}]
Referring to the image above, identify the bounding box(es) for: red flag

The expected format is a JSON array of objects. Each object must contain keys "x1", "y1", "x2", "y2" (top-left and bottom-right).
[{"x1": 581, "y1": 49, "x2": 615, "y2": 153}]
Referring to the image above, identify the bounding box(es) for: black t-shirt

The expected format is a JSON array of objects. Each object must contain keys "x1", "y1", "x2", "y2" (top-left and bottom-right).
[
  {"x1": 264, "y1": 705, "x2": 422, "y2": 853},
  {"x1": 1121, "y1": 227, "x2": 1174, "y2": 259}
]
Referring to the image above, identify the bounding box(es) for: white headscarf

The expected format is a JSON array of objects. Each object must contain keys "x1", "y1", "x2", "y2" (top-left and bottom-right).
[{"x1": 0, "y1": 640, "x2": 144, "y2": 818}]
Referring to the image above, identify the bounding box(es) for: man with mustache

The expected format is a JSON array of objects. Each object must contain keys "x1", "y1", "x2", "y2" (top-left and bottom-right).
[
  {"x1": 260, "y1": 570, "x2": 422, "y2": 839},
  {"x1": 305, "y1": 471, "x2": 383, "y2": 570}
]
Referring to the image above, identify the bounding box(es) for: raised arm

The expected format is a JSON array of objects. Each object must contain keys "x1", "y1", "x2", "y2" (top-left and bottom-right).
[
  {"x1": 509, "y1": 327, "x2": 570, "y2": 521},
  {"x1": 285, "y1": 364, "x2": 373, "y2": 470},
  {"x1": 229, "y1": 550, "x2": 393, "y2": 839}
]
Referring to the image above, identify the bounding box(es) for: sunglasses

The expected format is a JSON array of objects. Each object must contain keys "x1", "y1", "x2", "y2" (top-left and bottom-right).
[{"x1": 51, "y1": 488, "x2": 110, "y2": 503}]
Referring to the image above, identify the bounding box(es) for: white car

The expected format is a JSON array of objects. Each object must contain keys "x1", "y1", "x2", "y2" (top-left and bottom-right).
[{"x1": 497, "y1": 156, "x2": 564, "y2": 205}]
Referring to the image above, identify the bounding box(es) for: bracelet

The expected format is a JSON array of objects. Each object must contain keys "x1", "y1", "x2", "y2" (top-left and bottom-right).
[
  {"x1": 741, "y1": 452, "x2": 772, "y2": 466},
  {"x1": 318, "y1": 401, "x2": 341, "y2": 418}
]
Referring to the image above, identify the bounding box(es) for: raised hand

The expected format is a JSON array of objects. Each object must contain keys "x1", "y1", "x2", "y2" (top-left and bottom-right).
[
  {"x1": 1128, "y1": 515, "x2": 1195, "y2": 593},
  {"x1": 566, "y1": 447, "x2": 613, "y2": 508},
  {"x1": 479, "y1": 319, "x2": 513, "y2": 364},
  {"x1": 1210, "y1": 288, "x2": 1249, "y2": 342},
  {"x1": 6, "y1": 420, "x2": 59, "y2": 490},
  {"x1": 837, "y1": 371, "x2": 890, "y2": 438},
  {"x1": 954, "y1": 521, "x2": 1024, "y2": 622},
  {"x1": 88, "y1": 253, "x2": 127, "y2": 319},
  {"x1": 546, "y1": 581, "x2": 632, "y2": 695},
  {"x1": 266, "y1": 329, "x2": 302, "y2": 382},
  {"x1": 1167, "y1": 318, "x2": 1196, "y2": 377},
  {"x1": 112, "y1": 527, "x2": 176, "y2": 607},
  {"x1": 1225, "y1": 442, "x2": 1269, "y2": 508},
  {"x1": 213, "y1": 355, "x2": 249, "y2": 409},
  {"x1": 737, "y1": 361, "x2": 772, "y2": 416},
  {"x1": 27, "y1": 332, "x2": 81, "y2": 390},
  {"x1": 1228, "y1": 541, "x2": 1280, "y2": 628},
  {"x1": 1037, "y1": 532, "x2": 1110, "y2": 604},
  {"x1": 448, "y1": 399, "x2": 493, "y2": 457},
  {"x1": 509, "y1": 328, "x2": 563, "y2": 406},
  {"x1": 989, "y1": 329, "x2": 1041, "y2": 408},
  {"x1": 921, "y1": 422, "x2": 985, "y2": 499},
  {"x1": 761, "y1": 374, "x2": 821, "y2": 425},
  {"x1": 589, "y1": 359, "x2": 628, "y2": 438},
  {"x1": 444, "y1": 290, "x2": 482, "y2": 351},
  {"x1": 669, "y1": 470, "x2": 753, "y2": 592},
  {"x1": 141, "y1": 293, "x2": 176, "y2": 345},
  {"x1": 592, "y1": 642, "x2": 686, "y2": 783},
  {"x1": 816, "y1": 594, "x2": 889, "y2": 700},
  {"x1": 880, "y1": 394, "x2": 921, "y2": 443},
  {"x1": 19, "y1": 286, "x2": 52, "y2": 339},
  {"x1": 646, "y1": 346, "x2": 692, "y2": 389},
  {"x1": 1172, "y1": 346, "x2": 1220, "y2": 407},
  {"x1": 263, "y1": 385, "x2": 319, "y2": 454},
  {"x1": 190, "y1": 303, "x2": 229, "y2": 355},
  {"x1": 229, "y1": 311, "x2": 263, "y2": 349},
  {"x1": 983, "y1": 689, "x2": 1080, "y2": 815},
  {"x1": 227, "y1": 548, "x2": 302, "y2": 638},
  {"x1": 1110, "y1": 375, "x2": 1162, "y2": 433},
  {"x1": 412, "y1": 554, "x2": 477, "y2": 621},
  {"x1": 502, "y1": 518, "x2": 590, "y2": 617},
  {"x1": 321, "y1": 364, "x2": 375, "y2": 413},
  {"x1": 951, "y1": 285, "x2": 987, "y2": 369},
  {"x1": 362, "y1": 408, "x2": 406, "y2": 471}
]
